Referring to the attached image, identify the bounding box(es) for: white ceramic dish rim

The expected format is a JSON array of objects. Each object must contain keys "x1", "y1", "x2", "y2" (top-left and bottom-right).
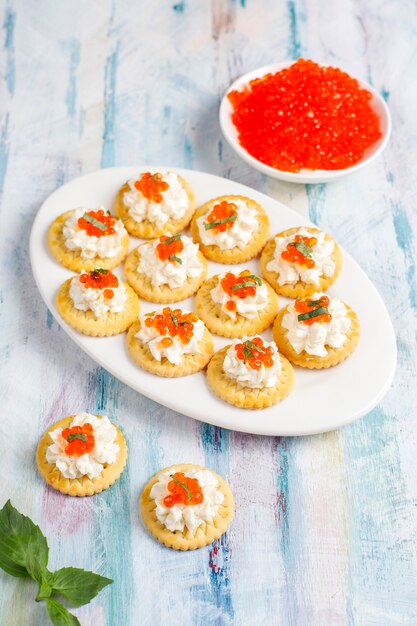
[
  {"x1": 219, "y1": 61, "x2": 392, "y2": 184},
  {"x1": 30, "y1": 166, "x2": 397, "y2": 436}
]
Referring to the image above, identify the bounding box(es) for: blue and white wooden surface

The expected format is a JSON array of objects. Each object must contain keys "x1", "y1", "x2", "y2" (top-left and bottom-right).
[{"x1": 1, "y1": 2, "x2": 416, "y2": 625}]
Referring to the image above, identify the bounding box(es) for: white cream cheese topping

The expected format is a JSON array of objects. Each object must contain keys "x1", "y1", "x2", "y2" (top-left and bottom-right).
[
  {"x1": 45, "y1": 413, "x2": 120, "y2": 480},
  {"x1": 123, "y1": 171, "x2": 189, "y2": 227},
  {"x1": 281, "y1": 292, "x2": 351, "y2": 357},
  {"x1": 210, "y1": 273, "x2": 269, "y2": 320},
  {"x1": 135, "y1": 312, "x2": 205, "y2": 365},
  {"x1": 197, "y1": 198, "x2": 259, "y2": 250},
  {"x1": 223, "y1": 336, "x2": 281, "y2": 389},
  {"x1": 137, "y1": 236, "x2": 204, "y2": 289},
  {"x1": 62, "y1": 208, "x2": 126, "y2": 259},
  {"x1": 69, "y1": 272, "x2": 127, "y2": 318},
  {"x1": 149, "y1": 468, "x2": 224, "y2": 534},
  {"x1": 266, "y1": 227, "x2": 335, "y2": 286}
]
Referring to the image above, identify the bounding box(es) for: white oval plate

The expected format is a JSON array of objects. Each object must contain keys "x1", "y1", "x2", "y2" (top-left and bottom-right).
[
  {"x1": 220, "y1": 62, "x2": 392, "y2": 184},
  {"x1": 30, "y1": 167, "x2": 396, "y2": 436}
]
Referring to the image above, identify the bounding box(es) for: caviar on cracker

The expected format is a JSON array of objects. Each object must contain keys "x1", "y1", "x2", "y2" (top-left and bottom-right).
[{"x1": 228, "y1": 59, "x2": 382, "y2": 172}]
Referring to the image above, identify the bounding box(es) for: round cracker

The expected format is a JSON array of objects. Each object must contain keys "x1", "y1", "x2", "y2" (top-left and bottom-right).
[
  {"x1": 260, "y1": 227, "x2": 342, "y2": 298},
  {"x1": 195, "y1": 275, "x2": 278, "y2": 338},
  {"x1": 272, "y1": 304, "x2": 360, "y2": 369},
  {"x1": 190, "y1": 195, "x2": 270, "y2": 264},
  {"x1": 126, "y1": 320, "x2": 213, "y2": 377},
  {"x1": 48, "y1": 210, "x2": 129, "y2": 272},
  {"x1": 124, "y1": 246, "x2": 207, "y2": 303},
  {"x1": 140, "y1": 464, "x2": 234, "y2": 551},
  {"x1": 56, "y1": 278, "x2": 140, "y2": 336},
  {"x1": 114, "y1": 175, "x2": 196, "y2": 238},
  {"x1": 36, "y1": 416, "x2": 128, "y2": 496},
  {"x1": 207, "y1": 347, "x2": 294, "y2": 409}
]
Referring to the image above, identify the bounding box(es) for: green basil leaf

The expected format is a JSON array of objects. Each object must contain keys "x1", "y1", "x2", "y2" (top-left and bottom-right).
[
  {"x1": 0, "y1": 500, "x2": 48, "y2": 579},
  {"x1": 46, "y1": 599, "x2": 81, "y2": 626},
  {"x1": 50, "y1": 567, "x2": 113, "y2": 607}
]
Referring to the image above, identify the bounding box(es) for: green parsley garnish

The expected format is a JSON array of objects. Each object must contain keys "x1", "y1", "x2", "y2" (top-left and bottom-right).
[
  {"x1": 203, "y1": 213, "x2": 237, "y2": 230},
  {"x1": 94, "y1": 268, "x2": 108, "y2": 275},
  {"x1": 169, "y1": 475, "x2": 192, "y2": 501},
  {"x1": 297, "y1": 306, "x2": 329, "y2": 322},
  {"x1": 82, "y1": 213, "x2": 107, "y2": 232}
]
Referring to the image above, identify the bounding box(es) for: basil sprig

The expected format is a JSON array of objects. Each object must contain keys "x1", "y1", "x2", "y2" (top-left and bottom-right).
[
  {"x1": 297, "y1": 306, "x2": 329, "y2": 321},
  {"x1": 289, "y1": 239, "x2": 313, "y2": 257},
  {"x1": 0, "y1": 501, "x2": 112, "y2": 626},
  {"x1": 82, "y1": 213, "x2": 107, "y2": 232},
  {"x1": 203, "y1": 213, "x2": 237, "y2": 230}
]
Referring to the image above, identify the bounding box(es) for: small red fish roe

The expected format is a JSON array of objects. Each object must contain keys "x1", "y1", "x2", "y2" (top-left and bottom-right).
[
  {"x1": 163, "y1": 472, "x2": 204, "y2": 507},
  {"x1": 220, "y1": 269, "x2": 262, "y2": 311},
  {"x1": 235, "y1": 337, "x2": 275, "y2": 370},
  {"x1": 135, "y1": 172, "x2": 169, "y2": 203},
  {"x1": 294, "y1": 295, "x2": 332, "y2": 325},
  {"x1": 156, "y1": 235, "x2": 184, "y2": 263},
  {"x1": 80, "y1": 269, "x2": 119, "y2": 300},
  {"x1": 228, "y1": 59, "x2": 383, "y2": 172},
  {"x1": 281, "y1": 235, "x2": 317, "y2": 268},
  {"x1": 61, "y1": 423, "x2": 95, "y2": 457},
  {"x1": 144, "y1": 307, "x2": 199, "y2": 345},
  {"x1": 204, "y1": 201, "x2": 237, "y2": 233},
  {"x1": 77, "y1": 210, "x2": 116, "y2": 237}
]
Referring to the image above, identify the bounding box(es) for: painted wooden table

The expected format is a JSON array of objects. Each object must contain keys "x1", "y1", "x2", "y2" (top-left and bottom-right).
[{"x1": 1, "y1": 2, "x2": 416, "y2": 625}]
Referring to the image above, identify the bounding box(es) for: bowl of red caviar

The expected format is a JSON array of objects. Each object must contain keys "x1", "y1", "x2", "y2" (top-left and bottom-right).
[{"x1": 220, "y1": 59, "x2": 391, "y2": 183}]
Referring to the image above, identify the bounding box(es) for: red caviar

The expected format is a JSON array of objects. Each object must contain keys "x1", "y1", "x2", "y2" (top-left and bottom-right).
[
  {"x1": 80, "y1": 269, "x2": 119, "y2": 300},
  {"x1": 61, "y1": 423, "x2": 95, "y2": 456},
  {"x1": 281, "y1": 235, "x2": 317, "y2": 268},
  {"x1": 294, "y1": 295, "x2": 332, "y2": 325},
  {"x1": 156, "y1": 235, "x2": 184, "y2": 263},
  {"x1": 77, "y1": 209, "x2": 116, "y2": 237},
  {"x1": 228, "y1": 59, "x2": 382, "y2": 172},
  {"x1": 204, "y1": 201, "x2": 237, "y2": 233},
  {"x1": 144, "y1": 307, "x2": 199, "y2": 345},
  {"x1": 134, "y1": 172, "x2": 169, "y2": 203},
  {"x1": 235, "y1": 337, "x2": 275, "y2": 370},
  {"x1": 163, "y1": 472, "x2": 204, "y2": 507},
  {"x1": 220, "y1": 270, "x2": 262, "y2": 310}
]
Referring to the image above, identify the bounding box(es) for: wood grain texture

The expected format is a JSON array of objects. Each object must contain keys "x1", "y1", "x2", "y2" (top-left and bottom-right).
[{"x1": 0, "y1": 1, "x2": 416, "y2": 625}]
